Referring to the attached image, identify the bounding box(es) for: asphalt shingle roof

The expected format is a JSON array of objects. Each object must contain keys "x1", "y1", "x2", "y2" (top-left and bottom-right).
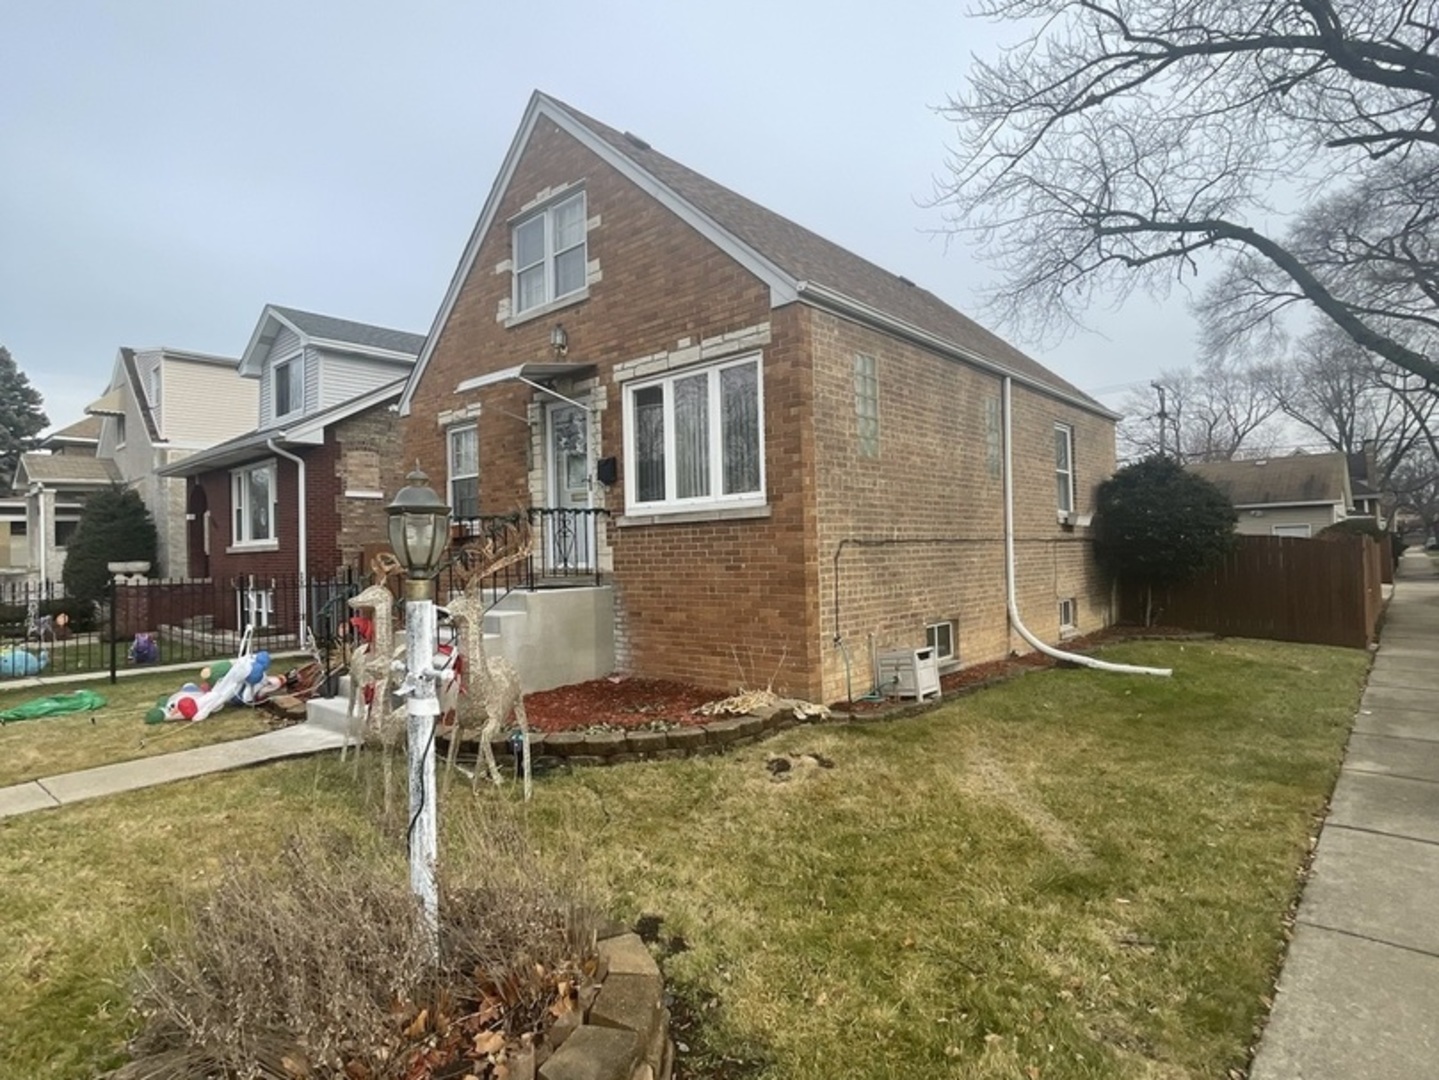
[
  {"x1": 554, "y1": 98, "x2": 1099, "y2": 408},
  {"x1": 271, "y1": 306, "x2": 425, "y2": 357},
  {"x1": 18, "y1": 453, "x2": 121, "y2": 485},
  {"x1": 1189, "y1": 453, "x2": 1351, "y2": 507}
]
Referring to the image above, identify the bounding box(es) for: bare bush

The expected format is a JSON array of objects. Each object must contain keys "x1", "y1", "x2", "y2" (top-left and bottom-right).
[{"x1": 115, "y1": 814, "x2": 599, "y2": 1080}]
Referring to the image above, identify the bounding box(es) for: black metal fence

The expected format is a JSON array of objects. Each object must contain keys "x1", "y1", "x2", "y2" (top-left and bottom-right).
[
  {"x1": 0, "y1": 573, "x2": 361, "y2": 686},
  {"x1": 447, "y1": 507, "x2": 609, "y2": 601}
]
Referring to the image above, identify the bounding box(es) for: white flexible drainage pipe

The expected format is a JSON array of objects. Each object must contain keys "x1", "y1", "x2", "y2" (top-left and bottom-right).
[{"x1": 1001, "y1": 377, "x2": 1171, "y2": 678}]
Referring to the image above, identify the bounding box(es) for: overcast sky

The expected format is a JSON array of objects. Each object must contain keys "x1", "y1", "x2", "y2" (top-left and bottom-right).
[{"x1": 0, "y1": 0, "x2": 1196, "y2": 433}]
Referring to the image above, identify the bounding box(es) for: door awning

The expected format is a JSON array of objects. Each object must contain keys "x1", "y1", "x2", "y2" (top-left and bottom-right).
[{"x1": 454, "y1": 362, "x2": 596, "y2": 395}]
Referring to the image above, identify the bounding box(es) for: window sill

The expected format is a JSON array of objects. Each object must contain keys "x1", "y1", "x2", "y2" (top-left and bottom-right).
[
  {"x1": 1059, "y1": 626, "x2": 1079, "y2": 640},
  {"x1": 506, "y1": 289, "x2": 589, "y2": 328},
  {"x1": 226, "y1": 541, "x2": 280, "y2": 554},
  {"x1": 616, "y1": 504, "x2": 772, "y2": 528}
]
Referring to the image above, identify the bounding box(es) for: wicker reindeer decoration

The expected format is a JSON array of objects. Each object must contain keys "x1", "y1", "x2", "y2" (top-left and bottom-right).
[
  {"x1": 443, "y1": 517, "x2": 533, "y2": 800},
  {"x1": 344, "y1": 553, "x2": 408, "y2": 815}
]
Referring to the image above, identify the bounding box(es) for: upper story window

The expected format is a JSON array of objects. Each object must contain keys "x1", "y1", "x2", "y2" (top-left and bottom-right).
[
  {"x1": 513, "y1": 192, "x2": 587, "y2": 315},
  {"x1": 853, "y1": 353, "x2": 879, "y2": 459},
  {"x1": 448, "y1": 424, "x2": 479, "y2": 520},
  {"x1": 275, "y1": 356, "x2": 303, "y2": 417},
  {"x1": 1055, "y1": 423, "x2": 1075, "y2": 516},
  {"x1": 232, "y1": 461, "x2": 276, "y2": 545},
  {"x1": 115, "y1": 414, "x2": 127, "y2": 447},
  {"x1": 624, "y1": 354, "x2": 764, "y2": 515},
  {"x1": 147, "y1": 366, "x2": 161, "y2": 409}
]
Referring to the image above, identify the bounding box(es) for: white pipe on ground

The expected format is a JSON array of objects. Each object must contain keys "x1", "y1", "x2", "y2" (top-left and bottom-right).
[{"x1": 1001, "y1": 376, "x2": 1171, "y2": 678}]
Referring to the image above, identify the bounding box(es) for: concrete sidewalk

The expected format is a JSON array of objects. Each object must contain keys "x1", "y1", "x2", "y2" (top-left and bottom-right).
[
  {"x1": 0, "y1": 715, "x2": 350, "y2": 820},
  {"x1": 1250, "y1": 550, "x2": 1439, "y2": 1079}
]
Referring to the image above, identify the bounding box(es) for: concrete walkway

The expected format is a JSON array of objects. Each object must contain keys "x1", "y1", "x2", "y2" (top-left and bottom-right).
[
  {"x1": 0, "y1": 716, "x2": 350, "y2": 820},
  {"x1": 1250, "y1": 550, "x2": 1439, "y2": 1079}
]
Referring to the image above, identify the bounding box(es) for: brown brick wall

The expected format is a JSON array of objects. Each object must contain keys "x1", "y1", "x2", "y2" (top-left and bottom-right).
[
  {"x1": 401, "y1": 118, "x2": 819, "y2": 697},
  {"x1": 333, "y1": 409, "x2": 407, "y2": 576},
  {"x1": 809, "y1": 309, "x2": 1116, "y2": 704},
  {"x1": 400, "y1": 116, "x2": 1116, "y2": 703}
]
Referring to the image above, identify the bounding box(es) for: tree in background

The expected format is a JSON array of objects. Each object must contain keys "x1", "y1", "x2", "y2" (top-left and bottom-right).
[
  {"x1": 1093, "y1": 456, "x2": 1238, "y2": 625},
  {"x1": 62, "y1": 487, "x2": 159, "y2": 608},
  {"x1": 937, "y1": 0, "x2": 1439, "y2": 385},
  {"x1": 1118, "y1": 357, "x2": 1282, "y2": 464},
  {"x1": 0, "y1": 345, "x2": 49, "y2": 493}
]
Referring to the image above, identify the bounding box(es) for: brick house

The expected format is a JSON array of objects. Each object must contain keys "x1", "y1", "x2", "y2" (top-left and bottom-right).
[
  {"x1": 160, "y1": 304, "x2": 422, "y2": 631},
  {"x1": 398, "y1": 92, "x2": 1119, "y2": 704}
]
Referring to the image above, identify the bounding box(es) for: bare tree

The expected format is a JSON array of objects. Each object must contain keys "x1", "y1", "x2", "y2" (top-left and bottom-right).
[
  {"x1": 1268, "y1": 325, "x2": 1432, "y2": 494},
  {"x1": 1119, "y1": 358, "x2": 1283, "y2": 463},
  {"x1": 937, "y1": 0, "x2": 1439, "y2": 383}
]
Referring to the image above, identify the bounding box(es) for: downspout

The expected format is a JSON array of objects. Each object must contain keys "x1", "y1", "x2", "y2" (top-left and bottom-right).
[
  {"x1": 1001, "y1": 376, "x2": 1170, "y2": 678},
  {"x1": 266, "y1": 439, "x2": 308, "y2": 634}
]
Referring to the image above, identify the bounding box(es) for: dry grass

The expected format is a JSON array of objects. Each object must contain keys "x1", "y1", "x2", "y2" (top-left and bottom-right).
[
  {"x1": 0, "y1": 638, "x2": 1369, "y2": 1079},
  {"x1": 0, "y1": 670, "x2": 273, "y2": 787}
]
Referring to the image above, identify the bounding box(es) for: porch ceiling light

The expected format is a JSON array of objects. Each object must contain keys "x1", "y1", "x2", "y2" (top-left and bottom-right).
[{"x1": 387, "y1": 465, "x2": 451, "y2": 580}]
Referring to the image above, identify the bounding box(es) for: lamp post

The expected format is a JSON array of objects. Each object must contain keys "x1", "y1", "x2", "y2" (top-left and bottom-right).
[{"x1": 386, "y1": 466, "x2": 451, "y2": 952}]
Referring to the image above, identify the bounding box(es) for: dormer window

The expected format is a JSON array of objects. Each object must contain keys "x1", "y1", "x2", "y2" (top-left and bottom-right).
[
  {"x1": 513, "y1": 191, "x2": 587, "y2": 315},
  {"x1": 275, "y1": 356, "x2": 303, "y2": 417}
]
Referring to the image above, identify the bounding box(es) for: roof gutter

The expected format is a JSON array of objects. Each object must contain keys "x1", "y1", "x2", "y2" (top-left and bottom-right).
[
  {"x1": 795, "y1": 280, "x2": 1122, "y2": 422},
  {"x1": 265, "y1": 438, "x2": 308, "y2": 634}
]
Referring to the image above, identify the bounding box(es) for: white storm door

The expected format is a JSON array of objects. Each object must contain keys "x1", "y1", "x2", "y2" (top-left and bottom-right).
[{"x1": 545, "y1": 403, "x2": 594, "y2": 571}]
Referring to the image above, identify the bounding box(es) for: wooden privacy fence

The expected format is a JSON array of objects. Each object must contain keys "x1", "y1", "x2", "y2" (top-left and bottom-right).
[{"x1": 1122, "y1": 535, "x2": 1385, "y2": 649}]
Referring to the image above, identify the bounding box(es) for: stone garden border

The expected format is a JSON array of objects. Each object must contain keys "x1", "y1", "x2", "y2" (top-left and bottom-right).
[{"x1": 536, "y1": 927, "x2": 673, "y2": 1080}]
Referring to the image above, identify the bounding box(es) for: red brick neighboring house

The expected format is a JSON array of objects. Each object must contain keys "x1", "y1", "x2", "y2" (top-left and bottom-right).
[
  {"x1": 398, "y1": 92, "x2": 1119, "y2": 704},
  {"x1": 160, "y1": 305, "x2": 422, "y2": 630}
]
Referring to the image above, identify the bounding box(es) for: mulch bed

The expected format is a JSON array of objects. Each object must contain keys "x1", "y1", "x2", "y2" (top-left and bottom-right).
[{"x1": 519, "y1": 626, "x2": 1204, "y2": 731}]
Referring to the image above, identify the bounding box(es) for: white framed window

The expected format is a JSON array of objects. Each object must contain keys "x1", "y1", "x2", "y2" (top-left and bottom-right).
[
  {"x1": 1055, "y1": 423, "x2": 1075, "y2": 517},
  {"x1": 926, "y1": 620, "x2": 955, "y2": 662},
  {"x1": 623, "y1": 354, "x2": 765, "y2": 514},
  {"x1": 114, "y1": 414, "x2": 126, "y2": 447},
  {"x1": 1059, "y1": 597, "x2": 1077, "y2": 633},
  {"x1": 274, "y1": 356, "x2": 303, "y2": 417},
  {"x1": 231, "y1": 461, "x2": 276, "y2": 545},
  {"x1": 1272, "y1": 523, "x2": 1312, "y2": 538},
  {"x1": 513, "y1": 191, "x2": 587, "y2": 315},
  {"x1": 854, "y1": 353, "x2": 879, "y2": 458},
  {"x1": 147, "y1": 365, "x2": 161, "y2": 408},
  {"x1": 448, "y1": 424, "x2": 479, "y2": 520},
  {"x1": 237, "y1": 582, "x2": 274, "y2": 629}
]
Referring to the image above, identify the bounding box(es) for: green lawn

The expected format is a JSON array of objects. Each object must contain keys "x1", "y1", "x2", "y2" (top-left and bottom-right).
[
  {"x1": 0, "y1": 638, "x2": 1369, "y2": 1079},
  {"x1": 0, "y1": 669, "x2": 274, "y2": 787}
]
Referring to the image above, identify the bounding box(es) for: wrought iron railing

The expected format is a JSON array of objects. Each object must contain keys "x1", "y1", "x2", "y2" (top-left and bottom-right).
[{"x1": 445, "y1": 507, "x2": 609, "y2": 609}]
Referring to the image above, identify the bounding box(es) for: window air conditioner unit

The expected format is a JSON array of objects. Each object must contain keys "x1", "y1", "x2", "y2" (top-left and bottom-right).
[{"x1": 876, "y1": 647, "x2": 942, "y2": 701}]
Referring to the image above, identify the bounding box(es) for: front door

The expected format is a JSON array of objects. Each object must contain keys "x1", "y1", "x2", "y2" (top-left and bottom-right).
[{"x1": 545, "y1": 403, "x2": 593, "y2": 572}]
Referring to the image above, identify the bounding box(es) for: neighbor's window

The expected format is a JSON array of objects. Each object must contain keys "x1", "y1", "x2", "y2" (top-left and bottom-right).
[
  {"x1": 275, "y1": 356, "x2": 303, "y2": 417},
  {"x1": 115, "y1": 414, "x2": 127, "y2": 446},
  {"x1": 231, "y1": 461, "x2": 276, "y2": 545},
  {"x1": 1059, "y1": 597, "x2": 1077, "y2": 632},
  {"x1": 854, "y1": 353, "x2": 879, "y2": 458},
  {"x1": 1272, "y1": 523, "x2": 1312, "y2": 538},
  {"x1": 1055, "y1": 423, "x2": 1075, "y2": 515},
  {"x1": 448, "y1": 424, "x2": 479, "y2": 520},
  {"x1": 237, "y1": 585, "x2": 274, "y2": 630},
  {"x1": 513, "y1": 191, "x2": 587, "y2": 315},
  {"x1": 926, "y1": 620, "x2": 955, "y2": 662},
  {"x1": 54, "y1": 520, "x2": 79, "y2": 548},
  {"x1": 147, "y1": 366, "x2": 161, "y2": 409},
  {"x1": 625, "y1": 354, "x2": 764, "y2": 513}
]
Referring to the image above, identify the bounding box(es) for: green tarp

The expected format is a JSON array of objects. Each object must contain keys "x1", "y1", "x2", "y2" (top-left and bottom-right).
[{"x1": 0, "y1": 689, "x2": 107, "y2": 723}]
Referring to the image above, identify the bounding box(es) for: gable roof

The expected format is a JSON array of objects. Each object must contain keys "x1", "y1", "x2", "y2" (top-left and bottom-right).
[
  {"x1": 157, "y1": 378, "x2": 407, "y2": 477},
  {"x1": 1189, "y1": 453, "x2": 1353, "y2": 508},
  {"x1": 399, "y1": 91, "x2": 1113, "y2": 420},
  {"x1": 15, "y1": 452, "x2": 121, "y2": 487},
  {"x1": 239, "y1": 304, "x2": 425, "y2": 377},
  {"x1": 41, "y1": 416, "x2": 102, "y2": 447}
]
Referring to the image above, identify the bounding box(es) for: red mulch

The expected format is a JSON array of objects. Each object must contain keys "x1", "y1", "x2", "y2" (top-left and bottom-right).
[
  {"x1": 519, "y1": 626, "x2": 1204, "y2": 732},
  {"x1": 522, "y1": 676, "x2": 725, "y2": 734}
]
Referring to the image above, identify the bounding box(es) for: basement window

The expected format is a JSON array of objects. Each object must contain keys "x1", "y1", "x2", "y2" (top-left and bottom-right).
[
  {"x1": 1058, "y1": 597, "x2": 1077, "y2": 635},
  {"x1": 925, "y1": 620, "x2": 955, "y2": 662}
]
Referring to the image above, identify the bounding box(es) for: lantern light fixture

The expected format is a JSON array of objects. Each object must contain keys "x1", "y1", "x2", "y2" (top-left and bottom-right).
[{"x1": 386, "y1": 465, "x2": 451, "y2": 589}]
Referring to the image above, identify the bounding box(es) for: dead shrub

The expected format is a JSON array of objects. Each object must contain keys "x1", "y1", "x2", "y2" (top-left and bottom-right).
[{"x1": 115, "y1": 812, "x2": 600, "y2": 1080}]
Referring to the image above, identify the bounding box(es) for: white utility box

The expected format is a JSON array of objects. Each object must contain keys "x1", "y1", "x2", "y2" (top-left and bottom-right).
[{"x1": 876, "y1": 647, "x2": 942, "y2": 701}]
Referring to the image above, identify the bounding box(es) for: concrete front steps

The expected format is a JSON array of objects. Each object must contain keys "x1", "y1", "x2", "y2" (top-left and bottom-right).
[{"x1": 306, "y1": 585, "x2": 614, "y2": 729}]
